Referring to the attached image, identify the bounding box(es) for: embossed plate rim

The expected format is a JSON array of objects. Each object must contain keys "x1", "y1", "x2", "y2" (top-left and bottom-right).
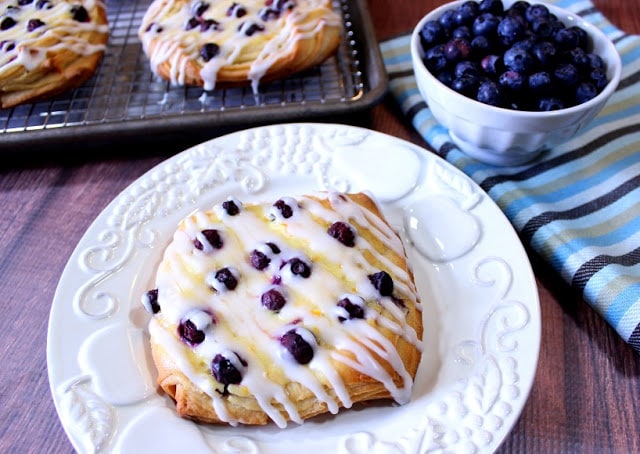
[{"x1": 47, "y1": 122, "x2": 541, "y2": 454}]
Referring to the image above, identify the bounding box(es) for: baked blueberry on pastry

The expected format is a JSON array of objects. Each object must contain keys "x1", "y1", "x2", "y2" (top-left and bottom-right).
[
  {"x1": 137, "y1": 0, "x2": 343, "y2": 92},
  {"x1": 0, "y1": 0, "x2": 109, "y2": 109},
  {"x1": 142, "y1": 191, "x2": 424, "y2": 427}
]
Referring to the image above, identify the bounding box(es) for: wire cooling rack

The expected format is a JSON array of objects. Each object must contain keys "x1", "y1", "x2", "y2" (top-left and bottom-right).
[{"x1": 0, "y1": 0, "x2": 386, "y2": 150}]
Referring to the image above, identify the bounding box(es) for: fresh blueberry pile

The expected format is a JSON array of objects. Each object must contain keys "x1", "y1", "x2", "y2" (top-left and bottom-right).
[{"x1": 419, "y1": 0, "x2": 610, "y2": 111}]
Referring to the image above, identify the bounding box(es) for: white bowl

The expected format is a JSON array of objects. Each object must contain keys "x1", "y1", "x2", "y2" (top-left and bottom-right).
[{"x1": 411, "y1": 0, "x2": 622, "y2": 166}]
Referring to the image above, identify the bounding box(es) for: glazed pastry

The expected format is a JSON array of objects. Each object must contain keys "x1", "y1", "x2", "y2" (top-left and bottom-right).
[
  {"x1": 0, "y1": 0, "x2": 109, "y2": 109},
  {"x1": 142, "y1": 191, "x2": 424, "y2": 427},
  {"x1": 137, "y1": 0, "x2": 343, "y2": 92}
]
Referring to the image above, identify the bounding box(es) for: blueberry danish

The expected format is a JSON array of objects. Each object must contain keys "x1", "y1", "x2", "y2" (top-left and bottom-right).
[
  {"x1": 0, "y1": 0, "x2": 108, "y2": 108},
  {"x1": 142, "y1": 191, "x2": 423, "y2": 427},
  {"x1": 137, "y1": 0, "x2": 342, "y2": 92}
]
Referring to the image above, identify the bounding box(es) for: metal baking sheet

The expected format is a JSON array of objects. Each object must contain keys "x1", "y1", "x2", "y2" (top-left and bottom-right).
[{"x1": 0, "y1": 0, "x2": 387, "y2": 151}]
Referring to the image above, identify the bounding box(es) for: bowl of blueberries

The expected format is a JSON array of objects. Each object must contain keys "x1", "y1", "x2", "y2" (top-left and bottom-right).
[{"x1": 411, "y1": 0, "x2": 622, "y2": 166}]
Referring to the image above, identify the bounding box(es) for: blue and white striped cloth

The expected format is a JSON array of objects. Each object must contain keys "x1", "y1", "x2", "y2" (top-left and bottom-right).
[{"x1": 380, "y1": 0, "x2": 640, "y2": 354}]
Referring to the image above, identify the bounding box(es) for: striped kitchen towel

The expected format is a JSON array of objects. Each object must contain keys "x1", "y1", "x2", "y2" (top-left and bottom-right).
[{"x1": 380, "y1": 0, "x2": 640, "y2": 354}]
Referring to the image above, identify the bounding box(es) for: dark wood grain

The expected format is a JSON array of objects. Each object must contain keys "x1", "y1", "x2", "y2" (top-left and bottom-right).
[{"x1": 1, "y1": 1, "x2": 639, "y2": 453}]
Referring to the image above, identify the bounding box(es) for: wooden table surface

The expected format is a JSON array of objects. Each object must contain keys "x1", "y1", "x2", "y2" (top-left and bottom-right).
[{"x1": 2, "y1": 1, "x2": 639, "y2": 452}]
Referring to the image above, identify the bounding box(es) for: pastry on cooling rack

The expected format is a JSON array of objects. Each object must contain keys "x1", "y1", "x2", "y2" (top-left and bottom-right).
[
  {"x1": 137, "y1": 0, "x2": 343, "y2": 92},
  {"x1": 0, "y1": 0, "x2": 109, "y2": 109},
  {"x1": 141, "y1": 191, "x2": 424, "y2": 427}
]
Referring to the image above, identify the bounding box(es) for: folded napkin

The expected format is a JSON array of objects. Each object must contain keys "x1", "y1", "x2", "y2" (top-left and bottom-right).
[{"x1": 380, "y1": 0, "x2": 640, "y2": 354}]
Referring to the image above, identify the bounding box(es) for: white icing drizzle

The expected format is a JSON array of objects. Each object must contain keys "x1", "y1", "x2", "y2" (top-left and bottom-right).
[
  {"x1": 137, "y1": 0, "x2": 342, "y2": 92},
  {"x1": 151, "y1": 191, "x2": 423, "y2": 427},
  {"x1": 0, "y1": 1, "x2": 108, "y2": 74}
]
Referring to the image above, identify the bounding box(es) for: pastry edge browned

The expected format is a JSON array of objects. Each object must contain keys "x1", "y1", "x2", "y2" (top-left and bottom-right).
[{"x1": 0, "y1": 51, "x2": 105, "y2": 109}]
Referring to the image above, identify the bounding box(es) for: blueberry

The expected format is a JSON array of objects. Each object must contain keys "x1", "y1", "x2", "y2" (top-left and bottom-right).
[
  {"x1": 36, "y1": 0, "x2": 53, "y2": 9},
  {"x1": 553, "y1": 27, "x2": 579, "y2": 50},
  {"x1": 436, "y1": 69, "x2": 454, "y2": 86},
  {"x1": 178, "y1": 310, "x2": 214, "y2": 346},
  {"x1": 280, "y1": 329, "x2": 315, "y2": 364},
  {"x1": 547, "y1": 17, "x2": 566, "y2": 37},
  {"x1": 261, "y1": 287, "x2": 286, "y2": 311},
  {"x1": 0, "y1": 40, "x2": 16, "y2": 52},
  {"x1": 454, "y1": 1, "x2": 480, "y2": 26},
  {"x1": 250, "y1": 250, "x2": 271, "y2": 270},
  {"x1": 222, "y1": 199, "x2": 241, "y2": 215},
  {"x1": 508, "y1": 1, "x2": 531, "y2": 18},
  {"x1": 452, "y1": 73, "x2": 479, "y2": 97},
  {"x1": 472, "y1": 13, "x2": 500, "y2": 37},
  {"x1": 499, "y1": 70, "x2": 526, "y2": 92},
  {"x1": 481, "y1": 54, "x2": 503, "y2": 75},
  {"x1": 239, "y1": 21, "x2": 264, "y2": 36},
  {"x1": 191, "y1": 1, "x2": 210, "y2": 16},
  {"x1": 336, "y1": 295, "x2": 366, "y2": 322},
  {"x1": 272, "y1": 0, "x2": 296, "y2": 11},
  {"x1": 144, "y1": 22, "x2": 161, "y2": 33},
  {"x1": 179, "y1": 319, "x2": 205, "y2": 345},
  {"x1": 327, "y1": 221, "x2": 356, "y2": 247},
  {"x1": 528, "y1": 71, "x2": 553, "y2": 96},
  {"x1": 200, "y1": 43, "x2": 220, "y2": 62},
  {"x1": 529, "y1": 17, "x2": 554, "y2": 39},
  {"x1": 452, "y1": 25, "x2": 472, "y2": 40},
  {"x1": 288, "y1": 257, "x2": 311, "y2": 278},
  {"x1": 587, "y1": 53, "x2": 606, "y2": 71},
  {"x1": 250, "y1": 241, "x2": 280, "y2": 269},
  {"x1": 478, "y1": 0, "x2": 504, "y2": 16},
  {"x1": 423, "y1": 44, "x2": 448, "y2": 73},
  {"x1": 531, "y1": 41, "x2": 557, "y2": 67},
  {"x1": 569, "y1": 25, "x2": 589, "y2": 49},
  {"x1": 589, "y1": 68, "x2": 608, "y2": 90},
  {"x1": 568, "y1": 47, "x2": 590, "y2": 70},
  {"x1": 70, "y1": 5, "x2": 89, "y2": 22},
  {"x1": 369, "y1": 271, "x2": 394, "y2": 296},
  {"x1": 575, "y1": 82, "x2": 598, "y2": 104},
  {"x1": 194, "y1": 229, "x2": 223, "y2": 251},
  {"x1": 211, "y1": 352, "x2": 245, "y2": 385},
  {"x1": 525, "y1": 4, "x2": 550, "y2": 23},
  {"x1": 142, "y1": 289, "x2": 160, "y2": 314},
  {"x1": 420, "y1": 20, "x2": 446, "y2": 48},
  {"x1": 444, "y1": 38, "x2": 472, "y2": 62},
  {"x1": 1, "y1": 17, "x2": 17, "y2": 31},
  {"x1": 477, "y1": 80, "x2": 502, "y2": 106},
  {"x1": 199, "y1": 19, "x2": 219, "y2": 32},
  {"x1": 454, "y1": 60, "x2": 480, "y2": 78},
  {"x1": 554, "y1": 63, "x2": 579, "y2": 87},
  {"x1": 27, "y1": 19, "x2": 45, "y2": 32},
  {"x1": 227, "y1": 2, "x2": 247, "y2": 18},
  {"x1": 503, "y1": 47, "x2": 534, "y2": 73},
  {"x1": 511, "y1": 36, "x2": 538, "y2": 53},
  {"x1": 497, "y1": 16, "x2": 526, "y2": 47},
  {"x1": 208, "y1": 267, "x2": 239, "y2": 291},
  {"x1": 471, "y1": 35, "x2": 491, "y2": 56},
  {"x1": 538, "y1": 97, "x2": 565, "y2": 111},
  {"x1": 185, "y1": 17, "x2": 201, "y2": 31},
  {"x1": 272, "y1": 198, "x2": 296, "y2": 219},
  {"x1": 438, "y1": 9, "x2": 457, "y2": 31},
  {"x1": 266, "y1": 242, "x2": 281, "y2": 254},
  {"x1": 259, "y1": 7, "x2": 280, "y2": 21}
]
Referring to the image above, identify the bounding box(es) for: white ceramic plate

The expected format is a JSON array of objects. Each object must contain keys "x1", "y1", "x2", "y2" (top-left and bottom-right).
[{"x1": 47, "y1": 123, "x2": 540, "y2": 454}]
